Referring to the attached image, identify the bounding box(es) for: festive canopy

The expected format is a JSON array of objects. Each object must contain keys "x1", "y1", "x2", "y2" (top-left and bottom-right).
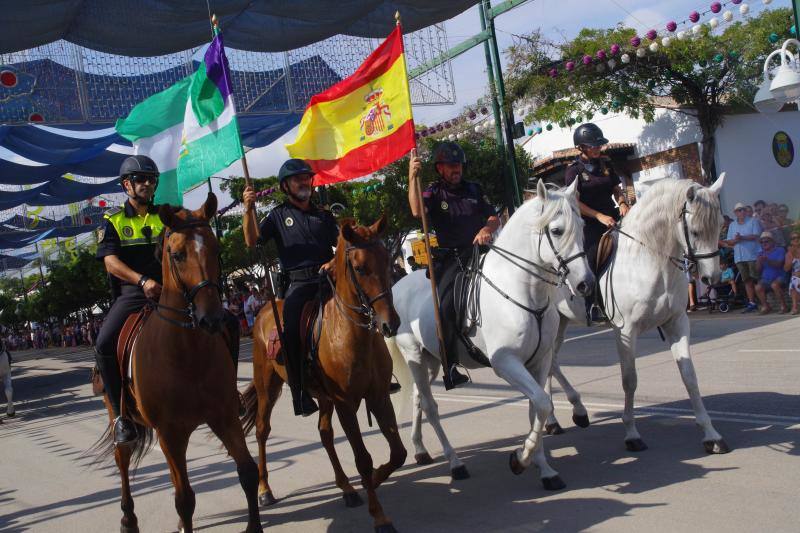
[{"x1": 0, "y1": 1, "x2": 478, "y2": 56}]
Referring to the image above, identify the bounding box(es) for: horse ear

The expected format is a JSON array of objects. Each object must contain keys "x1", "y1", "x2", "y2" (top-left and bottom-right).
[
  {"x1": 369, "y1": 213, "x2": 388, "y2": 237},
  {"x1": 159, "y1": 204, "x2": 178, "y2": 228},
  {"x1": 203, "y1": 192, "x2": 218, "y2": 220},
  {"x1": 708, "y1": 171, "x2": 725, "y2": 195},
  {"x1": 341, "y1": 221, "x2": 356, "y2": 243},
  {"x1": 536, "y1": 179, "x2": 549, "y2": 202},
  {"x1": 564, "y1": 177, "x2": 578, "y2": 198},
  {"x1": 686, "y1": 185, "x2": 696, "y2": 202}
]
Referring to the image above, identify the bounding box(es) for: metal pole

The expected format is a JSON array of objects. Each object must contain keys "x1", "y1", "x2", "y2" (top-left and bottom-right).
[
  {"x1": 207, "y1": 178, "x2": 224, "y2": 239},
  {"x1": 793, "y1": 1, "x2": 800, "y2": 36},
  {"x1": 483, "y1": 0, "x2": 523, "y2": 209},
  {"x1": 479, "y1": 4, "x2": 514, "y2": 215}
]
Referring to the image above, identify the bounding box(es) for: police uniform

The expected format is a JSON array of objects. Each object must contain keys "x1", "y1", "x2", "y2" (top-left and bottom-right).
[
  {"x1": 423, "y1": 180, "x2": 496, "y2": 371},
  {"x1": 564, "y1": 156, "x2": 622, "y2": 273},
  {"x1": 258, "y1": 200, "x2": 338, "y2": 408},
  {"x1": 94, "y1": 200, "x2": 164, "y2": 419}
]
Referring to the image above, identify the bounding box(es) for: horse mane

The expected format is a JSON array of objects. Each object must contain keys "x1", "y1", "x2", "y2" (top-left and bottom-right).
[
  {"x1": 497, "y1": 184, "x2": 582, "y2": 252},
  {"x1": 621, "y1": 179, "x2": 720, "y2": 254}
]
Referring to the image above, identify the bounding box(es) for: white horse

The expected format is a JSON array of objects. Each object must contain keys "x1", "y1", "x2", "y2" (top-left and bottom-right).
[
  {"x1": 548, "y1": 175, "x2": 730, "y2": 454},
  {"x1": 388, "y1": 180, "x2": 594, "y2": 489},
  {"x1": 0, "y1": 348, "x2": 15, "y2": 422}
]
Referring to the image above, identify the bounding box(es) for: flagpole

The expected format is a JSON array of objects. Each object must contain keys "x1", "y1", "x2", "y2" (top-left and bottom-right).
[
  {"x1": 211, "y1": 13, "x2": 283, "y2": 349},
  {"x1": 395, "y1": 12, "x2": 450, "y2": 379}
]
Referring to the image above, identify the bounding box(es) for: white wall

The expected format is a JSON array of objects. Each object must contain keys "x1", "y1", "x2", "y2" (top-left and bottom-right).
[{"x1": 714, "y1": 111, "x2": 800, "y2": 216}]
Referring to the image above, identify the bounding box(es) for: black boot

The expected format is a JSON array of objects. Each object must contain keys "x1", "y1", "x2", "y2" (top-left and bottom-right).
[
  {"x1": 224, "y1": 314, "x2": 245, "y2": 416},
  {"x1": 443, "y1": 364, "x2": 470, "y2": 390},
  {"x1": 95, "y1": 350, "x2": 137, "y2": 445},
  {"x1": 293, "y1": 391, "x2": 319, "y2": 417},
  {"x1": 286, "y1": 350, "x2": 318, "y2": 417},
  {"x1": 113, "y1": 416, "x2": 138, "y2": 445}
]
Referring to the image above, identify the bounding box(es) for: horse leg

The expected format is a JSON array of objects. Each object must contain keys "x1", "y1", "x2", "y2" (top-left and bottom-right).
[
  {"x1": 115, "y1": 437, "x2": 139, "y2": 532},
  {"x1": 158, "y1": 430, "x2": 196, "y2": 533},
  {"x1": 662, "y1": 313, "x2": 729, "y2": 454},
  {"x1": 3, "y1": 370, "x2": 13, "y2": 418},
  {"x1": 367, "y1": 392, "x2": 407, "y2": 489},
  {"x1": 207, "y1": 417, "x2": 263, "y2": 532},
  {"x1": 411, "y1": 355, "x2": 467, "y2": 478},
  {"x1": 492, "y1": 352, "x2": 562, "y2": 489},
  {"x1": 409, "y1": 380, "x2": 430, "y2": 464},
  {"x1": 334, "y1": 403, "x2": 394, "y2": 532},
  {"x1": 317, "y1": 396, "x2": 362, "y2": 508},
  {"x1": 616, "y1": 328, "x2": 647, "y2": 452},
  {"x1": 254, "y1": 367, "x2": 283, "y2": 507},
  {"x1": 549, "y1": 316, "x2": 588, "y2": 431}
]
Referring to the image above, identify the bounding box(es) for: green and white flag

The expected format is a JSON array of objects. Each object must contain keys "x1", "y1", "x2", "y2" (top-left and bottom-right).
[{"x1": 115, "y1": 30, "x2": 243, "y2": 206}]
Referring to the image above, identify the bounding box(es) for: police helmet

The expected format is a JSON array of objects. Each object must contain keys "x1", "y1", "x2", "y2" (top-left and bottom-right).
[
  {"x1": 432, "y1": 142, "x2": 467, "y2": 166},
  {"x1": 278, "y1": 158, "x2": 314, "y2": 183},
  {"x1": 120, "y1": 155, "x2": 160, "y2": 178},
  {"x1": 573, "y1": 123, "x2": 609, "y2": 148}
]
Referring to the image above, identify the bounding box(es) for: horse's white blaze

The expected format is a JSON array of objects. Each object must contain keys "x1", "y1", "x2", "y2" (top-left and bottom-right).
[
  {"x1": 552, "y1": 177, "x2": 726, "y2": 448},
  {"x1": 390, "y1": 185, "x2": 592, "y2": 481},
  {"x1": 193, "y1": 233, "x2": 205, "y2": 256}
]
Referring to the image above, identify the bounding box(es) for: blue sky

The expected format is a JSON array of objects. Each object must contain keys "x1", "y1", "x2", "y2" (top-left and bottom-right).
[{"x1": 186, "y1": 0, "x2": 789, "y2": 207}]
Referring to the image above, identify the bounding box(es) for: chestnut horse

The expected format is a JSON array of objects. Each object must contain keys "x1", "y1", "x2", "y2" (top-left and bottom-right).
[
  {"x1": 96, "y1": 194, "x2": 262, "y2": 533},
  {"x1": 241, "y1": 215, "x2": 406, "y2": 533}
]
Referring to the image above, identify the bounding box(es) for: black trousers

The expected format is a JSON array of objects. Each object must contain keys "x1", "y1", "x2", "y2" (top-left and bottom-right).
[
  {"x1": 583, "y1": 217, "x2": 617, "y2": 276},
  {"x1": 433, "y1": 249, "x2": 472, "y2": 367},
  {"x1": 94, "y1": 285, "x2": 240, "y2": 417},
  {"x1": 281, "y1": 280, "x2": 319, "y2": 397}
]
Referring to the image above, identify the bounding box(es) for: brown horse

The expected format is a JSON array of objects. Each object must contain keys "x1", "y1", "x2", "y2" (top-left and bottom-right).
[
  {"x1": 97, "y1": 193, "x2": 262, "y2": 533},
  {"x1": 241, "y1": 215, "x2": 406, "y2": 533}
]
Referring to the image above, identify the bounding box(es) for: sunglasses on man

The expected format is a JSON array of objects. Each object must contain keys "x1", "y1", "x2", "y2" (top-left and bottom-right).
[{"x1": 127, "y1": 174, "x2": 158, "y2": 185}]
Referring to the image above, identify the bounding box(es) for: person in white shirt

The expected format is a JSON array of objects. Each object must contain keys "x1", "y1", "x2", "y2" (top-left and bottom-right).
[
  {"x1": 244, "y1": 288, "x2": 259, "y2": 332},
  {"x1": 722, "y1": 202, "x2": 762, "y2": 312}
]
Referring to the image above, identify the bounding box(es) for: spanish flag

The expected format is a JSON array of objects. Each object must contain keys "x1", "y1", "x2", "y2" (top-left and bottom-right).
[{"x1": 286, "y1": 26, "x2": 415, "y2": 185}]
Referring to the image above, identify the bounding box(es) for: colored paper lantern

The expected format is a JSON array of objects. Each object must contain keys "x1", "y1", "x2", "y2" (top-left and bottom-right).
[
  {"x1": 420, "y1": 130, "x2": 428, "y2": 137},
  {"x1": 448, "y1": 134, "x2": 456, "y2": 141},
  {"x1": 549, "y1": 67, "x2": 558, "y2": 78},
  {"x1": 689, "y1": 11, "x2": 700, "y2": 23},
  {"x1": 596, "y1": 49, "x2": 607, "y2": 61},
  {"x1": 740, "y1": 4, "x2": 750, "y2": 15},
  {"x1": 763, "y1": 0, "x2": 772, "y2": 4},
  {"x1": 610, "y1": 43, "x2": 621, "y2": 55},
  {"x1": 0, "y1": 70, "x2": 17, "y2": 87},
  {"x1": 436, "y1": 124, "x2": 443, "y2": 132},
  {"x1": 468, "y1": 111, "x2": 477, "y2": 119},
  {"x1": 666, "y1": 21, "x2": 677, "y2": 32},
  {"x1": 729, "y1": 50, "x2": 740, "y2": 59},
  {"x1": 646, "y1": 29, "x2": 657, "y2": 41},
  {"x1": 731, "y1": 0, "x2": 742, "y2": 4},
  {"x1": 713, "y1": 53, "x2": 724, "y2": 63},
  {"x1": 566, "y1": 61, "x2": 575, "y2": 71},
  {"x1": 630, "y1": 36, "x2": 641, "y2": 47},
  {"x1": 600, "y1": 107, "x2": 609, "y2": 115},
  {"x1": 677, "y1": 30, "x2": 688, "y2": 40},
  {"x1": 662, "y1": 37, "x2": 671, "y2": 47},
  {"x1": 722, "y1": 10, "x2": 733, "y2": 22},
  {"x1": 608, "y1": 58, "x2": 617, "y2": 69},
  {"x1": 98, "y1": 200, "x2": 107, "y2": 208},
  {"x1": 692, "y1": 24, "x2": 702, "y2": 35},
  {"x1": 769, "y1": 32, "x2": 779, "y2": 43},
  {"x1": 474, "y1": 126, "x2": 481, "y2": 133},
  {"x1": 792, "y1": 25, "x2": 796, "y2": 35},
  {"x1": 535, "y1": 126, "x2": 543, "y2": 133},
  {"x1": 709, "y1": 17, "x2": 719, "y2": 29},
  {"x1": 546, "y1": 124, "x2": 553, "y2": 131},
  {"x1": 526, "y1": 129, "x2": 533, "y2": 136},
  {"x1": 636, "y1": 47, "x2": 646, "y2": 58},
  {"x1": 583, "y1": 54, "x2": 593, "y2": 65},
  {"x1": 621, "y1": 53, "x2": 631, "y2": 64},
  {"x1": 710, "y1": 2, "x2": 721, "y2": 14},
  {"x1": 480, "y1": 107, "x2": 489, "y2": 115},
  {"x1": 649, "y1": 42, "x2": 659, "y2": 53}
]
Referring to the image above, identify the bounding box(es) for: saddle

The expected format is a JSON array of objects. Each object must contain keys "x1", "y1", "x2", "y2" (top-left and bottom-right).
[
  {"x1": 596, "y1": 229, "x2": 617, "y2": 278},
  {"x1": 117, "y1": 305, "x2": 153, "y2": 381},
  {"x1": 265, "y1": 299, "x2": 324, "y2": 363}
]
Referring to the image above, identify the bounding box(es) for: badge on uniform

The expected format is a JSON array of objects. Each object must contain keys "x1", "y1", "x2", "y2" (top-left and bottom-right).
[
  {"x1": 440, "y1": 201, "x2": 449, "y2": 211},
  {"x1": 122, "y1": 226, "x2": 134, "y2": 238},
  {"x1": 581, "y1": 171, "x2": 591, "y2": 182},
  {"x1": 284, "y1": 216, "x2": 294, "y2": 227},
  {"x1": 97, "y1": 227, "x2": 105, "y2": 241}
]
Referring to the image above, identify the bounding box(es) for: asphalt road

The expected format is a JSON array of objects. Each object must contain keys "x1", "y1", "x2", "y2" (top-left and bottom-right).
[{"x1": 1, "y1": 314, "x2": 798, "y2": 532}]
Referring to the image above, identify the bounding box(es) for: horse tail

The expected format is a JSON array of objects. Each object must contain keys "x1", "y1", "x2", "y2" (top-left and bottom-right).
[
  {"x1": 240, "y1": 382, "x2": 259, "y2": 436},
  {"x1": 385, "y1": 336, "x2": 413, "y2": 420},
  {"x1": 86, "y1": 409, "x2": 154, "y2": 473}
]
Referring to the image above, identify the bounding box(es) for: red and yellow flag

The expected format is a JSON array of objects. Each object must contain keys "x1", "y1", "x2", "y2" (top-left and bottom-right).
[{"x1": 286, "y1": 26, "x2": 415, "y2": 185}]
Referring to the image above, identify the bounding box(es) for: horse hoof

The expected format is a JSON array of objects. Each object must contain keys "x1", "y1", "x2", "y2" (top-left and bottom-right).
[
  {"x1": 245, "y1": 522, "x2": 264, "y2": 533},
  {"x1": 545, "y1": 422, "x2": 565, "y2": 435},
  {"x1": 703, "y1": 439, "x2": 731, "y2": 454},
  {"x1": 508, "y1": 452, "x2": 525, "y2": 476},
  {"x1": 572, "y1": 413, "x2": 590, "y2": 428},
  {"x1": 258, "y1": 491, "x2": 277, "y2": 507},
  {"x1": 451, "y1": 465, "x2": 470, "y2": 480},
  {"x1": 120, "y1": 525, "x2": 139, "y2": 533},
  {"x1": 375, "y1": 523, "x2": 398, "y2": 533},
  {"x1": 625, "y1": 438, "x2": 648, "y2": 452},
  {"x1": 541, "y1": 475, "x2": 566, "y2": 491},
  {"x1": 343, "y1": 491, "x2": 364, "y2": 508},
  {"x1": 414, "y1": 452, "x2": 434, "y2": 465}
]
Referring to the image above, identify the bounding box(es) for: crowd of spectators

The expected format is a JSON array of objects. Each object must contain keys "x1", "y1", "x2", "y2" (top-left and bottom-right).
[
  {"x1": 713, "y1": 199, "x2": 800, "y2": 315},
  {"x1": 224, "y1": 286, "x2": 264, "y2": 336},
  {"x1": 1, "y1": 318, "x2": 104, "y2": 352}
]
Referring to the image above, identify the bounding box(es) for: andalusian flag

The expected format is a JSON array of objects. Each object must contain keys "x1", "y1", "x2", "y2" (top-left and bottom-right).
[
  {"x1": 115, "y1": 29, "x2": 243, "y2": 206},
  {"x1": 286, "y1": 26, "x2": 415, "y2": 185}
]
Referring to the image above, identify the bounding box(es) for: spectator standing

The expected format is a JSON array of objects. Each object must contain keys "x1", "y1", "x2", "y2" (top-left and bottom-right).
[
  {"x1": 244, "y1": 287, "x2": 259, "y2": 335},
  {"x1": 723, "y1": 202, "x2": 762, "y2": 312},
  {"x1": 753, "y1": 200, "x2": 766, "y2": 220},
  {"x1": 755, "y1": 231, "x2": 788, "y2": 314},
  {"x1": 785, "y1": 232, "x2": 800, "y2": 315},
  {"x1": 775, "y1": 204, "x2": 794, "y2": 245}
]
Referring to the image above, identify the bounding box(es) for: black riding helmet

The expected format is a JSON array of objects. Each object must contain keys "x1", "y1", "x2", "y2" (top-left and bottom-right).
[
  {"x1": 432, "y1": 141, "x2": 467, "y2": 167},
  {"x1": 278, "y1": 158, "x2": 314, "y2": 183},
  {"x1": 573, "y1": 123, "x2": 609, "y2": 148},
  {"x1": 119, "y1": 155, "x2": 160, "y2": 189}
]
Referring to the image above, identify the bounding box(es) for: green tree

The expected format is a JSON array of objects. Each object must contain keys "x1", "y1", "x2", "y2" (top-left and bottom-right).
[{"x1": 506, "y1": 8, "x2": 795, "y2": 181}]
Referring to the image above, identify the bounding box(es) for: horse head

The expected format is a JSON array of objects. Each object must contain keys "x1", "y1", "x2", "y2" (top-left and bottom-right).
[
  {"x1": 533, "y1": 179, "x2": 594, "y2": 297},
  {"x1": 158, "y1": 192, "x2": 224, "y2": 333},
  {"x1": 337, "y1": 214, "x2": 401, "y2": 338},
  {"x1": 681, "y1": 172, "x2": 725, "y2": 286}
]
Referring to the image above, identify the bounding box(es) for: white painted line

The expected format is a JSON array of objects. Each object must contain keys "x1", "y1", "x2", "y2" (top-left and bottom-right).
[
  {"x1": 739, "y1": 349, "x2": 800, "y2": 353},
  {"x1": 433, "y1": 393, "x2": 800, "y2": 427},
  {"x1": 563, "y1": 328, "x2": 613, "y2": 343}
]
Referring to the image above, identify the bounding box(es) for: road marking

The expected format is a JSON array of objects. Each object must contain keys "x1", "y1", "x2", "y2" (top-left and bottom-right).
[
  {"x1": 563, "y1": 328, "x2": 613, "y2": 343},
  {"x1": 738, "y1": 349, "x2": 800, "y2": 352},
  {"x1": 433, "y1": 393, "x2": 800, "y2": 427}
]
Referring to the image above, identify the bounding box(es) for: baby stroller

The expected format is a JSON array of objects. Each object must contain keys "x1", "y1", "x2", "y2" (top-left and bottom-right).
[{"x1": 698, "y1": 270, "x2": 742, "y2": 313}]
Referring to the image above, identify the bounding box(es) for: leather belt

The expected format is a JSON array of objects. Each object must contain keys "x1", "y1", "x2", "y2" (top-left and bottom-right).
[{"x1": 288, "y1": 265, "x2": 321, "y2": 282}]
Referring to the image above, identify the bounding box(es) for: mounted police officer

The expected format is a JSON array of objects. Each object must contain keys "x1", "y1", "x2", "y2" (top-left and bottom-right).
[
  {"x1": 243, "y1": 159, "x2": 338, "y2": 417},
  {"x1": 407, "y1": 142, "x2": 500, "y2": 389},
  {"x1": 564, "y1": 123, "x2": 630, "y2": 320},
  {"x1": 95, "y1": 155, "x2": 241, "y2": 445}
]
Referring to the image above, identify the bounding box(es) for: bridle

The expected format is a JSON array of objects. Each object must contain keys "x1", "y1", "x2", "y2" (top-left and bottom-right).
[
  {"x1": 154, "y1": 219, "x2": 222, "y2": 329},
  {"x1": 680, "y1": 202, "x2": 720, "y2": 272},
  {"x1": 325, "y1": 240, "x2": 393, "y2": 331}
]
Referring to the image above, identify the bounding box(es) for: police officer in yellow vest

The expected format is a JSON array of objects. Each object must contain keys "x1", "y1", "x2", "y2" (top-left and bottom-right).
[{"x1": 94, "y1": 155, "x2": 241, "y2": 445}]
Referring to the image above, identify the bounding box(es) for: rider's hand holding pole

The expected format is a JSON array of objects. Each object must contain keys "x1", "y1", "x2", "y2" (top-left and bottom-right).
[
  {"x1": 407, "y1": 149, "x2": 423, "y2": 219},
  {"x1": 473, "y1": 227, "x2": 494, "y2": 245},
  {"x1": 143, "y1": 279, "x2": 162, "y2": 300},
  {"x1": 596, "y1": 213, "x2": 617, "y2": 228}
]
